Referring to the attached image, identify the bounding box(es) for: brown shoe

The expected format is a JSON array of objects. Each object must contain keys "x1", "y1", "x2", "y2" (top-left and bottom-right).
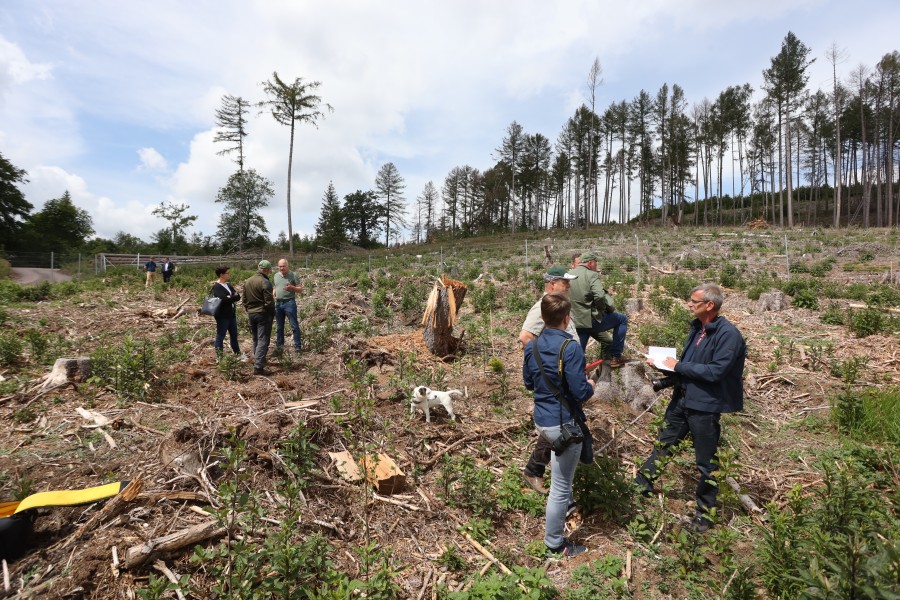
[
  {"x1": 608, "y1": 356, "x2": 630, "y2": 368},
  {"x1": 522, "y1": 469, "x2": 548, "y2": 494}
]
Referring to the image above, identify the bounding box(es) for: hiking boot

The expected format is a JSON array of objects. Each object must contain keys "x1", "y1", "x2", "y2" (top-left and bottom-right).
[
  {"x1": 690, "y1": 515, "x2": 714, "y2": 533},
  {"x1": 547, "y1": 538, "x2": 587, "y2": 558},
  {"x1": 522, "y1": 469, "x2": 547, "y2": 494},
  {"x1": 253, "y1": 367, "x2": 273, "y2": 376},
  {"x1": 608, "y1": 356, "x2": 631, "y2": 368}
]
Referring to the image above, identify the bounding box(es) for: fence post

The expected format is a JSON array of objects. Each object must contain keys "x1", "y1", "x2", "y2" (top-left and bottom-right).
[
  {"x1": 51, "y1": 251, "x2": 54, "y2": 271},
  {"x1": 524, "y1": 240, "x2": 528, "y2": 272},
  {"x1": 784, "y1": 234, "x2": 790, "y2": 280},
  {"x1": 78, "y1": 254, "x2": 81, "y2": 281},
  {"x1": 635, "y1": 235, "x2": 640, "y2": 284}
]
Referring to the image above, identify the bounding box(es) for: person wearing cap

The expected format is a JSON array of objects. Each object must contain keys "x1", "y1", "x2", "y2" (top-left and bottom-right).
[
  {"x1": 243, "y1": 260, "x2": 276, "y2": 375},
  {"x1": 519, "y1": 265, "x2": 581, "y2": 494},
  {"x1": 570, "y1": 253, "x2": 614, "y2": 359},
  {"x1": 273, "y1": 258, "x2": 303, "y2": 355},
  {"x1": 568, "y1": 252, "x2": 630, "y2": 368}
]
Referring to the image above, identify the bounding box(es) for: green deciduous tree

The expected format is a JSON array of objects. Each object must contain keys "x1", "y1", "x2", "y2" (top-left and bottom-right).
[
  {"x1": 315, "y1": 181, "x2": 346, "y2": 250},
  {"x1": 151, "y1": 201, "x2": 197, "y2": 252},
  {"x1": 0, "y1": 152, "x2": 33, "y2": 248},
  {"x1": 260, "y1": 72, "x2": 332, "y2": 257},
  {"x1": 375, "y1": 162, "x2": 407, "y2": 245},
  {"x1": 26, "y1": 191, "x2": 94, "y2": 252},
  {"x1": 215, "y1": 168, "x2": 273, "y2": 252},
  {"x1": 214, "y1": 94, "x2": 250, "y2": 171}
]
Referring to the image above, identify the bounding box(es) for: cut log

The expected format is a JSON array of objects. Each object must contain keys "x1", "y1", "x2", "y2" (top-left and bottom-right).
[
  {"x1": 329, "y1": 451, "x2": 364, "y2": 483},
  {"x1": 758, "y1": 291, "x2": 789, "y2": 312},
  {"x1": 123, "y1": 520, "x2": 226, "y2": 569},
  {"x1": 42, "y1": 357, "x2": 92, "y2": 389},
  {"x1": 422, "y1": 275, "x2": 467, "y2": 357},
  {"x1": 360, "y1": 453, "x2": 406, "y2": 494}
]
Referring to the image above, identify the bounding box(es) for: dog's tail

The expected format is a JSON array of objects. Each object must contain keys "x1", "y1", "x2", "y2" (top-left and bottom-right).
[{"x1": 447, "y1": 389, "x2": 463, "y2": 397}]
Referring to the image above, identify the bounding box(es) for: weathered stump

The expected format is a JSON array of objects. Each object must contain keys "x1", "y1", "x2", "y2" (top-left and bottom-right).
[
  {"x1": 422, "y1": 275, "x2": 467, "y2": 358},
  {"x1": 758, "y1": 291, "x2": 789, "y2": 312},
  {"x1": 43, "y1": 357, "x2": 92, "y2": 389},
  {"x1": 626, "y1": 298, "x2": 644, "y2": 313}
]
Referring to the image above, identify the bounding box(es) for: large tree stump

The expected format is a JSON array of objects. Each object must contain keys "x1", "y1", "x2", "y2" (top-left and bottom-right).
[
  {"x1": 758, "y1": 291, "x2": 789, "y2": 312},
  {"x1": 42, "y1": 357, "x2": 92, "y2": 389},
  {"x1": 422, "y1": 275, "x2": 467, "y2": 358}
]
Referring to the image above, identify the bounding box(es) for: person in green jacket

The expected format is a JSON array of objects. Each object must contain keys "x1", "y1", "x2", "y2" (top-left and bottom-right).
[
  {"x1": 243, "y1": 260, "x2": 275, "y2": 375},
  {"x1": 567, "y1": 252, "x2": 630, "y2": 368}
]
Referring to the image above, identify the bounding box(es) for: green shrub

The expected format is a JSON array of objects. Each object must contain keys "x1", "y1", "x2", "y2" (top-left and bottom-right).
[
  {"x1": 496, "y1": 468, "x2": 544, "y2": 517},
  {"x1": 441, "y1": 567, "x2": 555, "y2": 600},
  {"x1": 656, "y1": 274, "x2": 695, "y2": 300},
  {"x1": 792, "y1": 288, "x2": 819, "y2": 310},
  {"x1": 0, "y1": 257, "x2": 11, "y2": 280},
  {"x1": 437, "y1": 454, "x2": 496, "y2": 518},
  {"x1": 832, "y1": 387, "x2": 900, "y2": 445},
  {"x1": 469, "y1": 283, "x2": 497, "y2": 312},
  {"x1": 0, "y1": 331, "x2": 23, "y2": 366},
  {"x1": 848, "y1": 307, "x2": 885, "y2": 337},
  {"x1": 90, "y1": 336, "x2": 157, "y2": 402},
  {"x1": 820, "y1": 302, "x2": 845, "y2": 325},
  {"x1": 572, "y1": 455, "x2": 636, "y2": 523}
]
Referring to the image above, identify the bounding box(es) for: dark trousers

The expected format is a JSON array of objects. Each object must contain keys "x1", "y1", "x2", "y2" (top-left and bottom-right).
[
  {"x1": 214, "y1": 314, "x2": 240, "y2": 355},
  {"x1": 248, "y1": 312, "x2": 274, "y2": 370},
  {"x1": 162, "y1": 270, "x2": 173, "y2": 283},
  {"x1": 525, "y1": 434, "x2": 553, "y2": 477},
  {"x1": 636, "y1": 396, "x2": 721, "y2": 516}
]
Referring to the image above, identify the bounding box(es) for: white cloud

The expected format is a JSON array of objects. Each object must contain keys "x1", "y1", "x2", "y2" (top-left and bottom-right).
[{"x1": 137, "y1": 147, "x2": 167, "y2": 172}]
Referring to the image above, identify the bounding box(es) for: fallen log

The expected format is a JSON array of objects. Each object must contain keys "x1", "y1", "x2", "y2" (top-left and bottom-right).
[{"x1": 124, "y1": 520, "x2": 226, "y2": 569}]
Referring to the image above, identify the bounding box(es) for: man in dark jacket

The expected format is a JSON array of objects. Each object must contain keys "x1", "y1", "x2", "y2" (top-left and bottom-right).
[
  {"x1": 635, "y1": 283, "x2": 746, "y2": 532},
  {"x1": 243, "y1": 260, "x2": 275, "y2": 375}
]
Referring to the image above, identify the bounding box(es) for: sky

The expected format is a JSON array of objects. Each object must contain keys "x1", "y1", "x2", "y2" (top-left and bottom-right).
[{"x1": 1, "y1": 0, "x2": 898, "y2": 243}]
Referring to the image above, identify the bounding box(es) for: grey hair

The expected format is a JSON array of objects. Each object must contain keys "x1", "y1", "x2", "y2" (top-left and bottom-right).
[{"x1": 691, "y1": 283, "x2": 724, "y2": 309}]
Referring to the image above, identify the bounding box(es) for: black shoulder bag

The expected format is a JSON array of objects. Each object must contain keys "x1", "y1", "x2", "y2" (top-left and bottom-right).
[{"x1": 532, "y1": 337, "x2": 593, "y2": 463}]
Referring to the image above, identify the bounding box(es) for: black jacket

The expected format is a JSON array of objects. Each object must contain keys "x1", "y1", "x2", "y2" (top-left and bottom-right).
[
  {"x1": 673, "y1": 316, "x2": 745, "y2": 414},
  {"x1": 211, "y1": 282, "x2": 240, "y2": 318}
]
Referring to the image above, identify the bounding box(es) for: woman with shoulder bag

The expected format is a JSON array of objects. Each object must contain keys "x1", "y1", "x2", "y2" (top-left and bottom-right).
[
  {"x1": 212, "y1": 265, "x2": 244, "y2": 360},
  {"x1": 523, "y1": 293, "x2": 595, "y2": 558}
]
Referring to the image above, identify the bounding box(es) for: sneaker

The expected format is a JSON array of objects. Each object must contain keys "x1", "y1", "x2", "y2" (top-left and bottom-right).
[
  {"x1": 253, "y1": 368, "x2": 274, "y2": 376},
  {"x1": 608, "y1": 356, "x2": 631, "y2": 368},
  {"x1": 238, "y1": 353, "x2": 249, "y2": 363},
  {"x1": 566, "y1": 503, "x2": 579, "y2": 518},
  {"x1": 522, "y1": 469, "x2": 547, "y2": 495},
  {"x1": 547, "y1": 539, "x2": 587, "y2": 558},
  {"x1": 690, "y1": 515, "x2": 713, "y2": 533}
]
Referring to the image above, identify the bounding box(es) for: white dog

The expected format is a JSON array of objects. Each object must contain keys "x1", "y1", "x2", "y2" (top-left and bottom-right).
[{"x1": 410, "y1": 386, "x2": 461, "y2": 422}]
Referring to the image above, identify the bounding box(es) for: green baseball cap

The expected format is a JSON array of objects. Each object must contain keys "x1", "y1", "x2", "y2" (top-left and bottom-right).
[{"x1": 258, "y1": 260, "x2": 272, "y2": 269}]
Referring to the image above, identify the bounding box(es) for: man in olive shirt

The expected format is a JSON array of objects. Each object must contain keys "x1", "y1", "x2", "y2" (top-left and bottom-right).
[
  {"x1": 567, "y1": 252, "x2": 630, "y2": 367},
  {"x1": 243, "y1": 260, "x2": 275, "y2": 375},
  {"x1": 273, "y1": 258, "x2": 303, "y2": 354}
]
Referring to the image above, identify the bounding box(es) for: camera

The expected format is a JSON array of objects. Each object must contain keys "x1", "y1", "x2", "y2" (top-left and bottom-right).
[
  {"x1": 551, "y1": 422, "x2": 584, "y2": 453},
  {"x1": 651, "y1": 376, "x2": 678, "y2": 392}
]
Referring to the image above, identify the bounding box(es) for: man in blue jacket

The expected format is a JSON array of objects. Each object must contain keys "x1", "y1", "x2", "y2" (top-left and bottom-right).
[
  {"x1": 523, "y1": 293, "x2": 595, "y2": 557},
  {"x1": 635, "y1": 283, "x2": 746, "y2": 532}
]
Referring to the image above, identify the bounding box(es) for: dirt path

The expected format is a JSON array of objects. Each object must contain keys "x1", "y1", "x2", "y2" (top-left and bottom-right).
[{"x1": 10, "y1": 267, "x2": 72, "y2": 284}]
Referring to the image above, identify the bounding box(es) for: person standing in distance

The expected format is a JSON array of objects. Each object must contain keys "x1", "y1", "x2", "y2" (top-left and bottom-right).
[
  {"x1": 273, "y1": 259, "x2": 303, "y2": 355},
  {"x1": 144, "y1": 257, "x2": 157, "y2": 288},
  {"x1": 161, "y1": 257, "x2": 175, "y2": 283},
  {"x1": 635, "y1": 283, "x2": 746, "y2": 532},
  {"x1": 243, "y1": 260, "x2": 276, "y2": 376}
]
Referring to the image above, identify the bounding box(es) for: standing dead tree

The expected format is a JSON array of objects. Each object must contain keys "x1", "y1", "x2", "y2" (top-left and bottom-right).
[{"x1": 422, "y1": 275, "x2": 467, "y2": 358}]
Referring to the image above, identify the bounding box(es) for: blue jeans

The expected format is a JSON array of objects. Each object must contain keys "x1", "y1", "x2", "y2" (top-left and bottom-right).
[
  {"x1": 536, "y1": 422, "x2": 582, "y2": 549},
  {"x1": 248, "y1": 312, "x2": 274, "y2": 369},
  {"x1": 275, "y1": 299, "x2": 302, "y2": 352},
  {"x1": 576, "y1": 311, "x2": 628, "y2": 357},
  {"x1": 214, "y1": 313, "x2": 240, "y2": 355}
]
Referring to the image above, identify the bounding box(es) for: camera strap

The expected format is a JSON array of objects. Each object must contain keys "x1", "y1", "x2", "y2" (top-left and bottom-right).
[{"x1": 532, "y1": 336, "x2": 578, "y2": 427}]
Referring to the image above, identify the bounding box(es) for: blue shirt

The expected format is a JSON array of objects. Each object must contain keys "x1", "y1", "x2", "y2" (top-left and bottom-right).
[
  {"x1": 145, "y1": 260, "x2": 157, "y2": 272},
  {"x1": 523, "y1": 327, "x2": 594, "y2": 427}
]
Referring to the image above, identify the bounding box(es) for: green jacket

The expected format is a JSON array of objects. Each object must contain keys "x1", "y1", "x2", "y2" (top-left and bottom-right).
[
  {"x1": 567, "y1": 264, "x2": 613, "y2": 328},
  {"x1": 243, "y1": 272, "x2": 275, "y2": 315}
]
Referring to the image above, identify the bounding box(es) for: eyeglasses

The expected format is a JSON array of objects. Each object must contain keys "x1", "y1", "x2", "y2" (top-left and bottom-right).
[{"x1": 686, "y1": 297, "x2": 709, "y2": 305}]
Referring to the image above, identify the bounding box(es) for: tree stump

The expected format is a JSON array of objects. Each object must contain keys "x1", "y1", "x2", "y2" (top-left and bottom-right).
[
  {"x1": 422, "y1": 275, "x2": 467, "y2": 358},
  {"x1": 42, "y1": 357, "x2": 92, "y2": 389},
  {"x1": 758, "y1": 291, "x2": 789, "y2": 312},
  {"x1": 626, "y1": 298, "x2": 644, "y2": 313}
]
